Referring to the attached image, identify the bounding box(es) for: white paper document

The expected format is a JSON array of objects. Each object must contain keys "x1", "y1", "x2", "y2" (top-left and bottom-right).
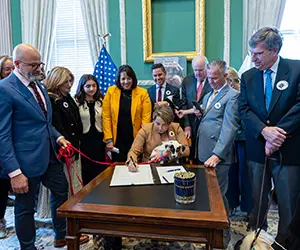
[
  {"x1": 110, "y1": 164, "x2": 154, "y2": 186},
  {"x1": 156, "y1": 165, "x2": 186, "y2": 184}
]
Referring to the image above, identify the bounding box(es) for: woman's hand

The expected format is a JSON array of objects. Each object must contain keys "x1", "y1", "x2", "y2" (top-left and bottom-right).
[
  {"x1": 128, "y1": 160, "x2": 139, "y2": 172},
  {"x1": 106, "y1": 141, "x2": 114, "y2": 151}
]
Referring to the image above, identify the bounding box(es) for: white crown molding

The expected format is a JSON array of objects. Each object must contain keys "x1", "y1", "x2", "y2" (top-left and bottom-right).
[
  {"x1": 119, "y1": 0, "x2": 127, "y2": 64},
  {"x1": 224, "y1": 0, "x2": 230, "y2": 64}
]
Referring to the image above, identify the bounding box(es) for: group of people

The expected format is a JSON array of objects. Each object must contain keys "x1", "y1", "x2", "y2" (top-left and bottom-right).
[{"x1": 0, "y1": 25, "x2": 300, "y2": 250}]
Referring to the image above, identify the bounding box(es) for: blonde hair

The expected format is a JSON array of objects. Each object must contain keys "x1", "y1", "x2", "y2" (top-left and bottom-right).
[
  {"x1": 45, "y1": 66, "x2": 74, "y2": 99},
  {"x1": 0, "y1": 56, "x2": 13, "y2": 79},
  {"x1": 152, "y1": 104, "x2": 174, "y2": 124},
  {"x1": 227, "y1": 67, "x2": 240, "y2": 84}
]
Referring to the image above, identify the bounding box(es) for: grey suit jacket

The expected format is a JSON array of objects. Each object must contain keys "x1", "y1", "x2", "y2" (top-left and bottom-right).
[{"x1": 197, "y1": 84, "x2": 239, "y2": 164}]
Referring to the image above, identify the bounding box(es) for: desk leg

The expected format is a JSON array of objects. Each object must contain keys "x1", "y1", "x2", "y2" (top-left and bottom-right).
[
  {"x1": 205, "y1": 230, "x2": 214, "y2": 250},
  {"x1": 65, "y1": 218, "x2": 80, "y2": 250}
]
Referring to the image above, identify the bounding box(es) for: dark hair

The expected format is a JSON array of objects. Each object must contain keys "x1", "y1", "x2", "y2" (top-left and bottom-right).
[
  {"x1": 249, "y1": 27, "x2": 283, "y2": 54},
  {"x1": 151, "y1": 63, "x2": 166, "y2": 73},
  {"x1": 115, "y1": 65, "x2": 138, "y2": 89},
  {"x1": 75, "y1": 74, "x2": 103, "y2": 105}
]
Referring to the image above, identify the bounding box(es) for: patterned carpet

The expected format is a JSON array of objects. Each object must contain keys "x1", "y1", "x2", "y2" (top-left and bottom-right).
[{"x1": 0, "y1": 205, "x2": 279, "y2": 250}]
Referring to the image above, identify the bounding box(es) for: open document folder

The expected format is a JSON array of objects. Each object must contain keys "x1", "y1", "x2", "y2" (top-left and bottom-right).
[
  {"x1": 156, "y1": 166, "x2": 186, "y2": 184},
  {"x1": 110, "y1": 164, "x2": 154, "y2": 187}
]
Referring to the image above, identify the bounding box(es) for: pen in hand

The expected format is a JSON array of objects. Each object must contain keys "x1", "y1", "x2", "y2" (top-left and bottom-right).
[{"x1": 129, "y1": 156, "x2": 139, "y2": 172}]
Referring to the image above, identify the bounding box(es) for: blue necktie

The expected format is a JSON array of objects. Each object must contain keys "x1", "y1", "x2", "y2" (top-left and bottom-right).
[{"x1": 265, "y1": 69, "x2": 273, "y2": 111}]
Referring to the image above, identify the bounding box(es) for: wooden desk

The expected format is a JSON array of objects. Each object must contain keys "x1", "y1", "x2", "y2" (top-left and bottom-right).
[{"x1": 57, "y1": 165, "x2": 228, "y2": 250}]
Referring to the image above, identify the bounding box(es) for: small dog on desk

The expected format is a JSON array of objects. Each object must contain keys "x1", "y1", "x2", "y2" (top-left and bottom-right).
[
  {"x1": 150, "y1": 140, "x2": 185, "y2": 164},
  {"x1": 234, "y1": 229, "x2": 274, "y2": 250}
]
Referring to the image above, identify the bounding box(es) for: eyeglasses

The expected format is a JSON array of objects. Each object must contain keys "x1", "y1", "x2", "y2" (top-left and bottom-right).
[
  {"x1": 248, "y1": 50, "x2": 267, "y2": 57},
  {"x1": 19, "y1": 60, "x2": 45, "y2": 70}
]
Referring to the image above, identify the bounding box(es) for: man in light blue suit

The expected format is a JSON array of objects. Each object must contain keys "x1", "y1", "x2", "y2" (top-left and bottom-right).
[
  {"x1": 197, "y1": 59, "x2": 239, "y2": 248},
  {"x1": 0, "y1": 44, "x2": 70, "y2": 250}
]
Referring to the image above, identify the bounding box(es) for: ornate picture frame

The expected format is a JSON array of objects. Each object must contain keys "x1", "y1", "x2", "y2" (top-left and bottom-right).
[{"x1": 142, "y1": 0, "x2": 205, "y2": 63}]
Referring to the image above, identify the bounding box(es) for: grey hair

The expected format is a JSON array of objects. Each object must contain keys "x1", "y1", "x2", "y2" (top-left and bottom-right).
[
  {"x1": 207, "y1": 59, "x2": 227, "y2": 74},
  {"x1": 249, "y1": 27, "x2": 283, "y2": 54},
  {"x1": 192, "y1": 55, "x2": 208, "y2": 68}
]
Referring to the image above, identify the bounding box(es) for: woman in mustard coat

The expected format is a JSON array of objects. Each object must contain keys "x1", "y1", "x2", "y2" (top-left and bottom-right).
[{"x1": 102, "y1": 65, "x2": 152, "y2": 162}]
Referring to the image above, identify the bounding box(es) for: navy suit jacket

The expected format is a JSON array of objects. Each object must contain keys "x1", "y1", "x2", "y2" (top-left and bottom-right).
[
  {"x1": 147, "y1": 83, "x2": 181, "y2": 111},
  {"x1": 0, "y1": 73, "x2": 61, "y2": 178},
  {"x1": 181, "y1": 75, "x2": 212, "y2": 138},
  {"x1": 239, "y1": 58, "x2": 300, "y2": 164}
]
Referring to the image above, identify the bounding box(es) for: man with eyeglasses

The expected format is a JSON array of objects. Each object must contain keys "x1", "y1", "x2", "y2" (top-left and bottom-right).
[
  {"x1": 239, "y1": 27, "x2": 300, "y2": 238},
  {"x1": 0, "y1": 44, "x2": 70, "y2": 250},
  {"x1": 179, "y1": 55, "x2": 212, "y2": 162}
]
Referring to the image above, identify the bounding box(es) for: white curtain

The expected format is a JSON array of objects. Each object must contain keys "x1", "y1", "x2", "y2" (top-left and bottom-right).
[
  {"x1": 80, "y1": 0, "x2": 109, "y2": 66},
  {"x1": 0, "y1": 0, "x2": 12, "y2": 55},
  {"x1": 21, "y1": 0, "x2": 57, "y2": 68},
  {"x1": 239, "y1": 0, "x2": 286, "y2": 75}
]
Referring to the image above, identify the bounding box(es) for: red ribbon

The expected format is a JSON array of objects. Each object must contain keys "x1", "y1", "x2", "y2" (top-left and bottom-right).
[{"x1": 57, "y1": 144, "x2": 170, "y2": 194}]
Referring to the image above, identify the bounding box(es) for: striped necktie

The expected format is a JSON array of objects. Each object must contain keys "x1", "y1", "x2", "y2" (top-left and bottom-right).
[{"x1": 29, "y1": 82, "x2": 47, "y2": 117}]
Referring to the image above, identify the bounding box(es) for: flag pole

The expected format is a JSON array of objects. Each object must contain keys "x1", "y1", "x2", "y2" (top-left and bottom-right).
[{"x1": 97, "y1": 33, "x2": 111, "y2": 48}]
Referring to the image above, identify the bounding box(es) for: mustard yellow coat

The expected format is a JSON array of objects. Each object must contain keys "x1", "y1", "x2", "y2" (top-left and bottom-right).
[{"x1": 102, "y1": 86, "x2": 152, "y2": 144}]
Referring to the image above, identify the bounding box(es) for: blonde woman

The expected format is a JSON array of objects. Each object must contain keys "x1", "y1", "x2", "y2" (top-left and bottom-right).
[
  {"x1": 45, "y1": 66, "x2": 83, "y2": 194},
  {"x1": 0, "y1": 56, "x2": 14, "y2": 79},
  {"x1": 227, "y1": 67, "x2": 241, "y2": 91}
]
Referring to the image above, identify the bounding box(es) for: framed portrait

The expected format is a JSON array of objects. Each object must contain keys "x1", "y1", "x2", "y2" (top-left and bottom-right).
[{"x1": 142, "y1": 0, "x2": 205, "y2": 63}]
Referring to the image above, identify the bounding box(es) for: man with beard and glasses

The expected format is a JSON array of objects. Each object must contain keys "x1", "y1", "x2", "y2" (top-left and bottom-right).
[{"x1": 0, "y1": 44, "x2": 71, "y2": 250}]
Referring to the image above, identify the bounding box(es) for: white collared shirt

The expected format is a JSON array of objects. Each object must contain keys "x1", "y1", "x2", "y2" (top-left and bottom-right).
[
  {"x1": 156, "y1": 82, "x2": 166, "y2": 102},
  {"x1": 206, "y1": 83, "x2": 228, "y2": 109},
  {"x1": 14, "y1": 69, "x2": 47, "y2": 110},
  {"x1": 263, "y1": 56, "x2": 280, "y2": 93}
]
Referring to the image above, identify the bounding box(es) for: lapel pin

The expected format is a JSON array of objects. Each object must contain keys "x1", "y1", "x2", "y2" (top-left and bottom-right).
[
  {"x1": 276, "y1": 80, "x2": 288, "y2": 91},
  {"x1": 165, "y1": 90, "x2": 171, "y2": 95},
  {"x1": 214, "y1": 102, "x2": 221, "y2": 109},
  {"x1": 63, "y1": 102, "x2": 69, "y2": 108}
]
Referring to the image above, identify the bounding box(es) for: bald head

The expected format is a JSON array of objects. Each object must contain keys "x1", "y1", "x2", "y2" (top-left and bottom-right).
[
  {"x1": 13, "y1": 44, "x2": 43, "y2": 82},
  {"x1": 192, "y1": 55, "x2": 208, "y2": 82},
  {"x1": 13, "y1": 44, "x2": 40, "y2": 62}
]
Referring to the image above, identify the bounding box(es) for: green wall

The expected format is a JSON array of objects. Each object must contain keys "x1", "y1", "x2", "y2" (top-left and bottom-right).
[
  {"x1": 108, "y1": 0, "x2": 243, "y2": 80},
  {"x1": 11, "y1": 0, "x2": 243, "y2": 77},
  {"x1": 10, "y1": 0, "x2": 22, "y2": 47}
]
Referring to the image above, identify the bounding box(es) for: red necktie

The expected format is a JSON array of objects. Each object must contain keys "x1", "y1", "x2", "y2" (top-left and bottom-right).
[
  {"x1": 196, "y1": 81, "x2": 203, "y2": 101},
  {"x1": 29, "y1": 82, "x2": 47, "y2": 117},
  {"x1": 157, "y1": 85, "x2": 162, "y2": 102}
]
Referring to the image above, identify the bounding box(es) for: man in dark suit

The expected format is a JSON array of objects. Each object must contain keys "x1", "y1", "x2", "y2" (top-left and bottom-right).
[
  {"x1": 0, "y1": 44, "x2": 70, "y2": 250},
  {"x1": 147, "y1": 63, "x2": 181, "y2": 112},
  {"x1": 239, "y1": 27, "x2": 300, "y2": 235},
  {"x1": 178, "y1": 56, "x2": 212, "y2": 161}
]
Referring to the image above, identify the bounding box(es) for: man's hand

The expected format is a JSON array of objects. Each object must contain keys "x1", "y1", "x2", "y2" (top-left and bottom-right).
[
  {"x1": 261, "y1": 126, "x2": 287, "y2": 147},
  {"x1": 193, "y1": 106, "x2": 203, "y2": 117},
  {"x1": 11, "y1": 174, "x2": 28, "y2": 194},
  {"x1": 175, "y1": 109, "x2": 185, "y2": 119},
  {"x1": 184, "y1": 126, "x2": 191, "y2": 139},
  {"x1": 58, "y1": 137, "x2": 71, "y2": 149},
  {"x1": 265, "y1": 140, "x2": 279, "y2": 156},
  {"x1": 204, "y1": 155, "x2": 221, "y2": 168}
]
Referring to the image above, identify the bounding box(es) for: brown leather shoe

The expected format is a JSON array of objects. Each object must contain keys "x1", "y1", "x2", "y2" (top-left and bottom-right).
[{"x1": 54, "y1": 235, "x2": 90, "y2": 248}]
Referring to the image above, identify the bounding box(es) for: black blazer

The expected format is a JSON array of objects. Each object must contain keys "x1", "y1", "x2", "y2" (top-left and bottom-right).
[
  {"x1": 147, "y1": 83, "x2": 181, "y2": 110},
  {"x1": 181, "y1": 75, "x2": 212, "y2": 137},
  {"x1": 49, "y1": 94, "x2": 83, "y2": 153},
  {"x1": 239, "y1": 58, "x2": 300, "y2": 164}
]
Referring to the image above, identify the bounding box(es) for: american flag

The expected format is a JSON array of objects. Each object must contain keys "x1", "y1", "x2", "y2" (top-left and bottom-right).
[{"x1": 93, "y1": 45, "x2": 118, "y2": 95}]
